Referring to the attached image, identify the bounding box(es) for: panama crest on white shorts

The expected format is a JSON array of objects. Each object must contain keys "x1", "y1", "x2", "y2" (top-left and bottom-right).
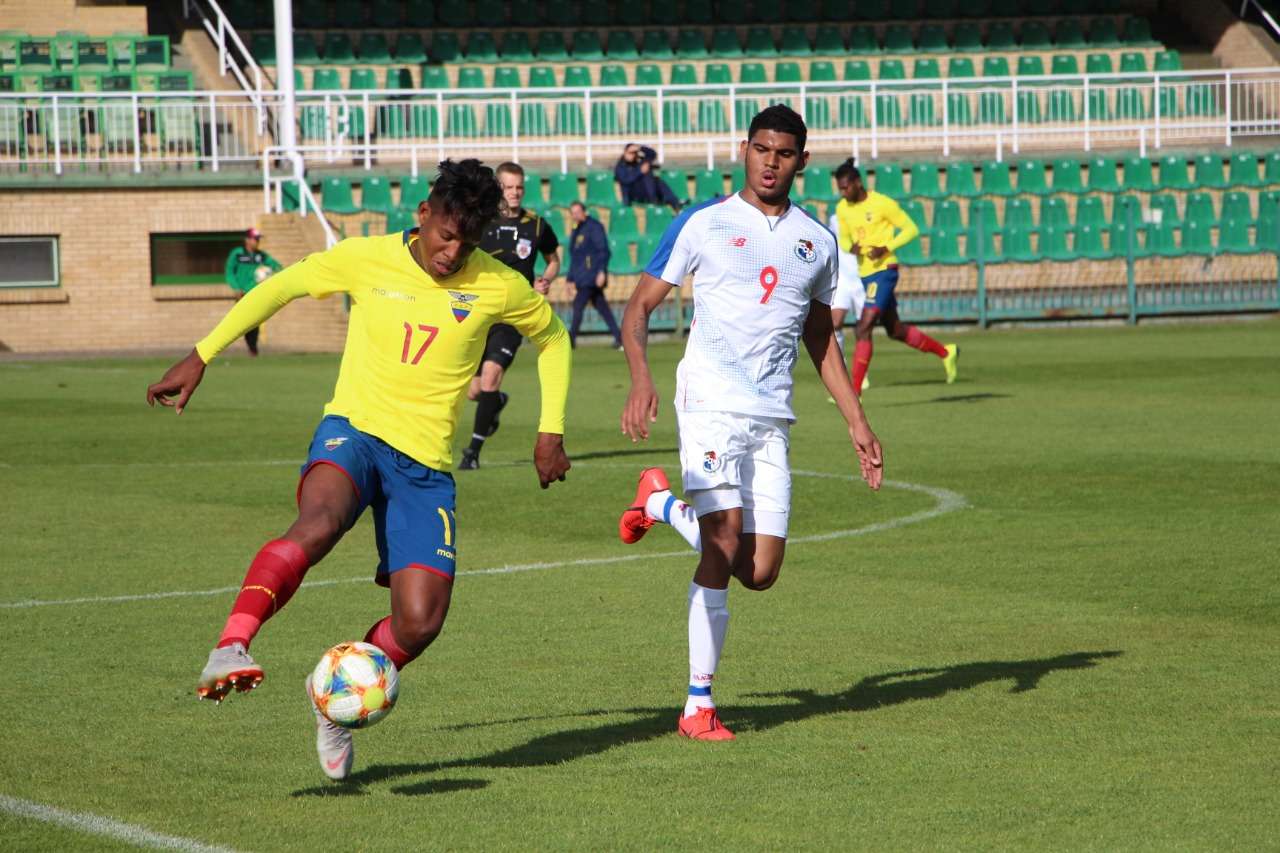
[{"x1": 677, "y1": 409, "x2": 792, "y2": 538}]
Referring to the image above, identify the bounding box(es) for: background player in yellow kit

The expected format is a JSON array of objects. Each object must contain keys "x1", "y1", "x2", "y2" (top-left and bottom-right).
[
  {"x1": 145, "y1": 159, "x2": 572, "y2": 781},
  {"x1": 834, "y1": 159, "x2": 958, "y2": 395}
]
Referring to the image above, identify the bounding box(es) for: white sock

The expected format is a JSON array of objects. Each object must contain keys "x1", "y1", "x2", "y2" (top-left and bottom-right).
[
  {"x1": 644, "y1": 490, "x2": 701, "y2": 551},
  {"x1": 685, "y1": 582, "x2": 729, "y2": 717}
]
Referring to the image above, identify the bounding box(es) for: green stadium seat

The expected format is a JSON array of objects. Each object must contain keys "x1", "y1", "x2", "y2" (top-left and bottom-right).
[
  {"x1": 498, "y1": 32, "x2": 533, "y2": 62},
  {"x1": 918, "y1": 24, "x2": 948, "y2": 53},
  {"x1": 952, "y1": 23, "x2": 983, "y2": 53},
  {"x1": 456, "y1": 66, "x2": 485, "y2": 89},
  {"x1": 1086, "y1": 54, "x2": 1113, "y2": 75},
  {"x1": 17, "y1": 38, "x2": 54, "y2": 71},
  {"x1": 1075, "y1": 223, "x2": 1108, "y2": 259},
  {"x1": 902, "y1": 198, "x2": 928, "y2": 235},
  {"x1": 733, "y1": 99, "x2": 759, "y2": 131},
  {"x1": 1016, "y1": 91, "x2": 1042, "y2": 124},
  {"x1": 740, "y1": 62, "x2": 767, "y2": 84},
  {"x1": 446, "y1": 104, "x2": 478, "y2": 137},
  {"x1": 873, "y1": 163, "x2": 904, "y2": 196},
  {"x1": 600, "y1": 64, "x2": 628, "y2": 87},
  {"x1": 635, "y1": 64, "x2": 663, "y2": 86},
  {"x1": 982, "y1": 57, "x2": 1011, "y2": 78},
  {"x1": 606, "y1": 31, "x2": 639, "y2": 60},
  {"x1": 693, "y1": 167, "x2": 725, "y2": 199},
  {"x1": 432, "y1": 32, "x2": 461, "y2": 63},
  {"x1": 847, "y1": 26, "x2": 877, "y2": 54},
  {"x1": 490, "y1": 66, "x2": 519, "y2": 89},
  {"x1": 571, "y1": 31, "x2": 604, "y2": 61},
  {"x1": 838, "y1": 95, "x2": 868, "y2": 128},
  {"x1": 977, "y1": 91, "x2": 1006, "y2": 124},
  {"x1": 982, "y1": 159, "x2": 1014, "y2": 196},
  {"x1": 1194, "y1": 153, "x2": 1228, "y2": 190},
  {"x1": 1264, "y1": 151, "x2": 1280, "y2": 185},
  {"x1": 250, "y1": 34, "x2": 276, "y2": 65},
  {"x1": 664, "y1": 100, "x2": 691, "y2": 133},
  {"x1": 1115, "y1": 87, "x2": 1147, "y2": 120},
  {"x1": 803, "y1": 164, "x2": 833, "y2": 200},
  {"x1": 419, "y1": 65, "x2": 449, "y2": 89},
  {"x1": 359, "y1": 176, "x2": 393, "y2": 214},
  {"x1": 1040, "y1": 196, "x2": 1071, "y2": 232},
  {"x1": 913, "y1": 58, "x2": 941, "y2": 85},
  {"x1": 1123, "y1": 17, "x2": 1156, "y2": 46},
  {"x1": 710, "y1": 28, "x2": 743, "y2": 57},
  {"x1": 947, "y1": 92, "x2": 973, "y2": 126},
  {"x1": 969, "y1": 197, "x2": 999, "y2": 236},
  {"x1": 563, "y1": 66, "x2": 591, "y2": 87},
  {"x1": 745, "y1": 27, "x2": 777, "y2": 57},
  {"x1": 968, "y1": 222, "x2": 999, "y2": 262},
  {"x1": 1041, "y1": 225, "x2": 1074, "y2": 261},
  {"x1": 1150, "y1": 193, "x2": 1182, "y2": 227},
  {"x1": 813, "y1": 29, "x2": 844, "y2": 55},
  {"x1": 810, "y1": 60, "x2": 836, "y2": 82},
  {"x1": 311, "y1": 68, "x2": 341, "y2": 90},
  {"x1": 897, "y1": 231, "x2": 927, "y2": 264},
  {"x1": 930, "y1": 228, "x2": 967, "y2": 265},
  {"x1": 1158, "y1": 154, "x2": 1193, "y2": 191},
  {"x1": 592, "y1": 101, "x2": 620, "y2": 133},
  {"x1": 1020, "y1": 21, "x2": 1052, "y2": 50},
  {"x1": 1055, "y1": 19, "x2": 1087, "y2": 49},
  {"x1": 528, "y1": 66, "x2": 556, "y2": 87},
  {"x1": 1229, "y1": 151, "x2": 1262, "y2": 188},
  {"x1": 321, "y1": 177, "x2": 358, "y2": 214},
  {"x1": 1119, "y1": 52, "x2": 1148, "y2": 77},
  {"x1": 907, "y1": 94, "x2": 936, "y2": 127},
  {"x1": 1219, "y1": 217, "x2": 1257, "y2": 254},
  {"x1": 943, "y1": 162, "x2": 978, "y2": 197},
  {"x1": 807, "y1": 95, "x2": 833, "y2": 130},
  {"x1": 1085, "y1": 88, "x2": 1111, "y2": 121},
  {"x1": 465, "y1": 32, "x2": 498, "y2": 63},
  {"x1": 1051, "y1": 55, "x2": 1080, "y2": 79},
  {"x1": 1087, "y1": 155, "x2": 1120, "y2": 192},
  {"x1": 609, "y1": 205, "x2": 640, "y2": 240},
  {"x1": 932, "y1": 199, "x2": 962, "y2": 231},
  {"x1": 1051, "y1": 157, "x2": 1084, "y2": 194},
  {"x1": 844, "y1": 60, "x2": 871, "y2": 84},
  {"x1": 628, "y1": 101, "x2": 657, "y2": 134},
  {"x1": 697, "y1": 102, "x2": 728, "y2": 134},
  {"x1": 585, "y1": 171, "x2": 616, "y2": 207},
  {"x1": 1002, "y1": 227, "x2": 1038, "y2": 262},
  {"x1": 1089, "y1": 18, "x2": 1120, "y2": 47},
  {"x1": 1109, "y1": 217, "x2": 1146, "y2": 258},
  {"x1": 1153, "y1": 50, "x2": 1182, "y2": 72},
  {"x1": 554, "y1": 102, "x2": 584, "y2": 135},
  {"x1": 875, "y1": 94, "x2": 903, "y2": 128},
  {"x1": 676, "y1": 29, "x2": 708, "y2": 59},
  {"x1": 705, "y1": 63, "x2": 731, "y2": 86},
  {"x1": 1185, "y1": 84, "x2": 1218, "y2": 117},
  {"x1": 879, "y1": 59, "x2": 905, "y2": 81},
  {"x1": 1046, "y1": 90, "x2": 1076, "y2": 122},
  {"x1": 1181, "y1": 220, "x2": 1213, "y2": 255},
  {"x1": 986, "y1": 22, "x2": 1017, "y2": 52},
  {"x1": 356, "y1": 33, "x2": 391, "y2": 64},
  {"x1": 289, "y1": 34, "x2": 320, "y2": 65},
  {"x1": 1004, "y1": 197, "x2": 1034, "y2": 233},
  {"x1": 536, "y1": 31, "x2": 568, "y2": 62},
  {"x1": 645, "y1": 205, "x2": 675, "y2": 234},
  {"x1": 1075, "y1": 196, "x2": 1106, "y2": 229},
  {"x1": 322, "y1": 34, "x2": 355, "y2": 64},
  {"x1": 641, "y1": 30, "x2": 674, "y2": 59},
  {"x1": 948, "y1": 57, "x2": 976, "y2": 83},
  {"x1": 547, "y1": 173, "x2": 580, "y2": 207},
  {"x1": 908, "y1": 161, "x2": 943, "y2": 199},
  {"x1": 883, "y1": 25, "x2": 913, "y2": 53},
  {"x1": 391, "y1": 34, "x2": 426, "y2": 64},
  {"x1": 1185, "y1": 192, "x2": 1217, "y2": 227},
  {"x1": 775, "y1": 62, "x2": 802, "y2": 83},
  {"x1": 1017, "y1": 55, "x2": 1045, "y2": 81},
  {"x1": 520, "y1": 103, "x2": 550, "y2": 135},
  {"x1": 1221, "y1": 191, "x2": 1253, "y2": 223}
]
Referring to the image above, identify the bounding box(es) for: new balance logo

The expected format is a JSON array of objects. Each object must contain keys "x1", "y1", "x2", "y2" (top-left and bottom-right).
[{"x1": 729, "y1": 237, "x2": 747, "y2": 247}]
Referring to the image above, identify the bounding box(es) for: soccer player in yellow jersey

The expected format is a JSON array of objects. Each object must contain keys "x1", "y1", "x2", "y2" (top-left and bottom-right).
[
  {"x1": 145, "y1": 160, "x2": 572, "y2": 781},
  {"x1": 833, "y1": 159, "x2": 958, "y2": 395}
]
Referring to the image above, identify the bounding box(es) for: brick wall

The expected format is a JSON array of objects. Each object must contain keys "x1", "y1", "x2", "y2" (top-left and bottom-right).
[
  {"x1": 4, "y1": 0, "x2": 147, "y2": 37},
  {"x1": 0, "y1": 187, "x2": 348, "y2": 354}
]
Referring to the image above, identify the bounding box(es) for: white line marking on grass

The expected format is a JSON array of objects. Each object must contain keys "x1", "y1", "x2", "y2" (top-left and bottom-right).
[
  {"x1": 0, "y1": 795, "x2": 243, "y2": 853},
  {"x1": 0, "y1": 474, "x2": 966, "y2": 611}
]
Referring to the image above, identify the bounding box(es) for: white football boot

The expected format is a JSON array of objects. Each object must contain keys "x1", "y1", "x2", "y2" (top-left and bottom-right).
[
  {"x1": 305, "y1": 678, "x2": 354, "y2": 780},
  {"x1": 195, "y1": 643, "x2": 264, "y2": 702}
]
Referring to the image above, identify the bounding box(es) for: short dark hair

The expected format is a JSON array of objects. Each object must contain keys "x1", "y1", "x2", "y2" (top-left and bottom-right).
[
  {"x1": 569, "y1": 201, "x2": 586, "y2": 211},
  {"x1": 428, "y1": 159, "x2": 501, "y2": 237},
  {"x1": 495, "y1": 161, "x2": 524, "y2": 179},
  {"x1": 747, "y1": 103, "x2": 807, "y2": 152},
  {"x1": 835, "y1": 158, "x2": 861, "y2": 182}
]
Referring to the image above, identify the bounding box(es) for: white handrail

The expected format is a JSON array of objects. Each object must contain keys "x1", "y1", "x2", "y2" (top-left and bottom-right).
[
  {"x1": 181, "y1": 0, "x2": 267, "y2": 115},
  {"x1": 1240, "y1": 0, "x2": 1280, "y2": 41}
]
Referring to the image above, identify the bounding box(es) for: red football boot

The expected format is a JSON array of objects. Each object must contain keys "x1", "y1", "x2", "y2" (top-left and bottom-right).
[
  {"x1": 618, "y1": 467, "x2": 671, "y2": 544},
  {"x1": 677, "y1": 707, "x2": 736, "y2": 741}
]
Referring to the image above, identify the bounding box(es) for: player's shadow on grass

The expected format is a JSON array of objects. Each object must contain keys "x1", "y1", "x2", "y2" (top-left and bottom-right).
[
  {"x1": 566, "y1": 446, "x2": 679, "y2": 462},
  {"x1": 296, "y1": 650, "x2": 1120, "y2": 796},
  {"x1": 885, "y1": 393, "x2": 1011, "y2": 407}
]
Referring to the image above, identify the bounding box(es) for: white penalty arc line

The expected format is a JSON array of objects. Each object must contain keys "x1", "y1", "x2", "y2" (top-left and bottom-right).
[
  {"x1": 0, "y1": 474, "x2": 966, "y2": 611},
  {"x1": 0, "y1": 794, "x2": 243, "y2": 853}
]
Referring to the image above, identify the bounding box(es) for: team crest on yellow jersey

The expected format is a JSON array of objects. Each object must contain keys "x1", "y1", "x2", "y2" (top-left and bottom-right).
[{"x1": 448, "y1": 290, "x2": 479, "y2": 323}]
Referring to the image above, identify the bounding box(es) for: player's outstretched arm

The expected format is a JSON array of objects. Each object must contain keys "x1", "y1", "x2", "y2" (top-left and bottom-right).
[
  {"x1": 146, "y1": 349, "x2": 206, "y2": 415},
  {"x1": 620, "y1": 273, "x2": 673, "y2": 442},
  {"x1": 802, "y1": 300, "x2": 883, "y2": 490},
  {"x1": 506, "y1": 281, "x2": 573, "y2": 489}
]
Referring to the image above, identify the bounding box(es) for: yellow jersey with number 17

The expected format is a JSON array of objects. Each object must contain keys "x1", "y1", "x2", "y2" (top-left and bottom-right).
[
  {"x1": 194, "y1": 230, "x2": 571, "y2": 471},
  {"x1": 834, "y1": 190, "x2": 920, "y2": 278}
]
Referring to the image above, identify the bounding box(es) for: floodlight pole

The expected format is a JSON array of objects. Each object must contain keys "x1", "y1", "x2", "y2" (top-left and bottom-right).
[{"x1": 273, "y1": 0, "x2": 303, "y2": 186}]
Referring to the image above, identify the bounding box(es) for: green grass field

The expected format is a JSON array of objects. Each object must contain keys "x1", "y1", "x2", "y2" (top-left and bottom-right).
[{"x1": 1, "y1": 319, "x2": 1277, "y2": 851}]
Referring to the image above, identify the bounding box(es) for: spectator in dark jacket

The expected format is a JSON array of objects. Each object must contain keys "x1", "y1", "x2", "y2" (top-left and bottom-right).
[
  {"x1": 614, "y1": 144, "x2": 684, "y2": 210},
  {"x1": 566, "y1": 202, "x2": 623, "y2": 349}
]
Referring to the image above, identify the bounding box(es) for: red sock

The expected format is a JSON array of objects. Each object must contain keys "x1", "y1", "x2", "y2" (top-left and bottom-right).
[
  {"x1": 216, "y1": 539, "x2": 310, "y2": 649},
  {"x1": 365, "y1": 616, "x2": 418, "y2": 670},
  {"x1": 904, "y1": 325, "x2": 948, "y2": 358},
  {"x1": 852, "y1": 339, "x2": 873, "y2": 396}
]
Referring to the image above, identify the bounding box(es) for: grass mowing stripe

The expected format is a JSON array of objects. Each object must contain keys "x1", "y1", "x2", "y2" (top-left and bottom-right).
[
  {"x1": 0, "y1": 477, "x2": 964, "y2": 610},
  {"x1": 0, "y1": 795, "x2": 243, "y2": 853}
]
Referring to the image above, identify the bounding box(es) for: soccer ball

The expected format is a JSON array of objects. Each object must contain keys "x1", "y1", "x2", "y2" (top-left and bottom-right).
[
  {"x1": 253, "y1": 265, "x2": 272, "y2": 284},
  {"x1": 308, "y1": 642, "x2": 399, "y2": 729}
]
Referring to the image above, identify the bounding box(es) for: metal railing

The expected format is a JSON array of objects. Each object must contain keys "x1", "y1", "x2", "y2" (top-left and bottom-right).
[
  {"x1": 181, "y1": 0, "x2": 269, "y2": 110},
  {"x1": 3, "y1": 68, "x2": 1279, "y2": 175},
  {"x1": 1240, "y1": 0, "x2": 1280, "y2": 42},
  {"x1": 261, "y1": 146, "x2": 338, "y2": 247}
]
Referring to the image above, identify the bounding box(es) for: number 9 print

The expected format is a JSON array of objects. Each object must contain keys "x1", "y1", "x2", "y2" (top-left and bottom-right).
[{"x1": 759, "y1": 266, "x2": 778, "y2": 304}]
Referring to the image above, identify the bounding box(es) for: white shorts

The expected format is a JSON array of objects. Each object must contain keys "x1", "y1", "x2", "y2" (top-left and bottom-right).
[
  {"x1": 676, "y1": 408, "x2": 791, "y2": 538},
  {"x1": 832, "y1": 264, "x2": 866, "y2": 318}
]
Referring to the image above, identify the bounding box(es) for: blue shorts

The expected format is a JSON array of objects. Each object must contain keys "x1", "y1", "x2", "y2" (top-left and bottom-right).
[
  {"x1": 863, "y1": 267, "x2": 900, "y2": 313},
  {"x1": 299, "y1": 416, "x2": 457, "y2": 586}
]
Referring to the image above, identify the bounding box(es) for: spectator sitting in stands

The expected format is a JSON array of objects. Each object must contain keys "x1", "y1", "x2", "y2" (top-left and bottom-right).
[{"x1": 614, "y1": 144, "x2": 684, "y2": 210}]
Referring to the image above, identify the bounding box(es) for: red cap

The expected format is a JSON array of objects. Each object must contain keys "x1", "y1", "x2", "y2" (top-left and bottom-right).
[{"x1": 245, "y1": 227, "x2": 262, "y2": 239}]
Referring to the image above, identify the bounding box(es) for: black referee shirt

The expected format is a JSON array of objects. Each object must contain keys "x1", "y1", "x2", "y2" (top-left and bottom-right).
[{"x1": 479, "y1": 208, "x2": 559, "y2": 285}]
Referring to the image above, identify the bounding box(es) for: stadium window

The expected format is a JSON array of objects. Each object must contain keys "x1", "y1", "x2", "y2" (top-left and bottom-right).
[
  {"x1": 0, "y1": 237, "x2": 60, "y2": 288},
  {"x1": 150, "y1": 231, "x2": 243, "y2": 286}
]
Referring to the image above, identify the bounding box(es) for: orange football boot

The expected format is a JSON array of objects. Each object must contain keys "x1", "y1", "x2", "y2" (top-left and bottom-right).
[
  {"x1": 618, "y1": 467, "x2": 671, "y2": 544},
  {"x1": 677, "y1": 707, "x2": 735, "y2": 741}
]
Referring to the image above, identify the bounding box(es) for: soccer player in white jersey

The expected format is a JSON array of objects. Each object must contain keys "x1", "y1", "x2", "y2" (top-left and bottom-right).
[
  {"x1": 617, "y1": 105, "x2": 884, "y2": 741},
  {"x1": 827, "y1": 209, "x2": 869, "y2": 392}
]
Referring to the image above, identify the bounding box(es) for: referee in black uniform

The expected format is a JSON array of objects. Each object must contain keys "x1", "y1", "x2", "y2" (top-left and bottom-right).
[{"x1": 459, "y1": 161, "x2": 561, "y2": 470}]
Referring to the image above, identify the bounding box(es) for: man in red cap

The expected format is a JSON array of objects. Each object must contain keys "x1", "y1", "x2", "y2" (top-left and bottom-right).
[{"x1": 223, "y1": 227, "x2": 283, "y2": 356}]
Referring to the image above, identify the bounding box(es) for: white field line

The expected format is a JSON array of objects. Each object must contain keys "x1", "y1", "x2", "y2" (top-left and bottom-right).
[
  {"x1": 0, "y1": 795, "x2": 242, "y2": 853},
  {"x1": 0, "y1": 471, "x2": 966, "y2": 611}
]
